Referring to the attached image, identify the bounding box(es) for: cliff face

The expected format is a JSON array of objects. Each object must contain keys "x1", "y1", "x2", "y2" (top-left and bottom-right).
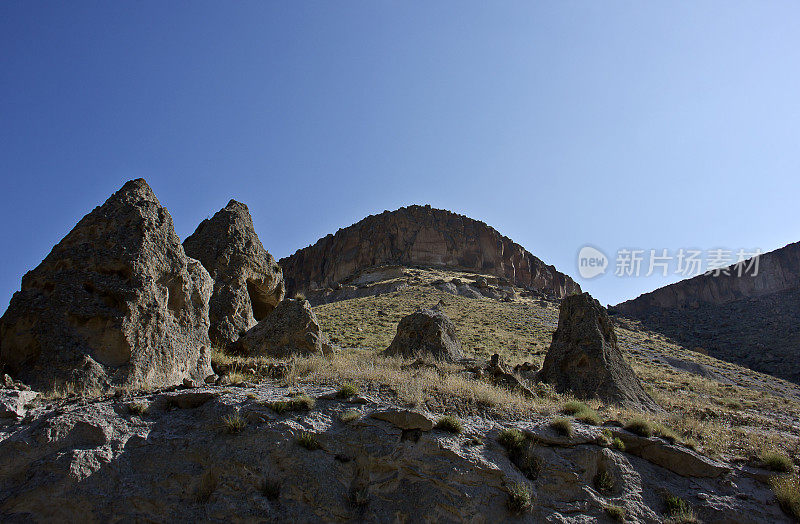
[
  {"x1": 614, "y1": 241, "x2": 800, "y2": 315},
  {"x1": 613, "y1": 241, "x2": 800, "y2": 383},
  {"x1": 279, "y1": 205, "x2": 580, "y2": 298}
]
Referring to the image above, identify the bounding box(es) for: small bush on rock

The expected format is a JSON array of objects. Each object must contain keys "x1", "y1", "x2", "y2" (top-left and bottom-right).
[
  {"x1": 127, "y1": 401, "x2": 149, "y2": 416},
  {"x1": 340, "y1": 409, "x2": 361, "y2": 423},
  {"x1": 268, "y1": 394, "x2": 316, "y2": 413},
  {"x1": 605, "y1": 504, "x2": 626, "y2": 521},
  {"x1": 562, "y1": 400, "x2": 589, "y2": 415},
  {"x1": 498, "y1": 428, "x2": 526, "y2": 452},
  {"x1": 612, "y1": 437, "x2": 626, "y2": 452},
  {"x1": 664, "y1": 494, "x2": 697, "y2": 524},
  {"x1": 761, "y1": 451, "x2": 794, "y2": 473},
  {"x1": 625, "y1": 417, "x2": 653, "y2": 437},
  {"x1": 594, "y1": 467, "x2": 615, "y2": 494},
  {"x1": 222, "y1": 413, "x2": 247, "y2": 434},
  {"x1": 336, "y1": 383, "x2": 359, "y2": 399},
  {"x1": 435, "y1": 415, "x2": 463, "y2": 434},
  {"x1": 296, "y1": 432, "x2": 322, "y2": 450},
  {"x1": 507, "y1": 482, "x2": 532, "y2": 514},
  {"x1": 771, "y1": 475, "x2": 800, "y2": 519},
  {"x1": 550, "y1": 417, "x2": 574, "y2": 437}
]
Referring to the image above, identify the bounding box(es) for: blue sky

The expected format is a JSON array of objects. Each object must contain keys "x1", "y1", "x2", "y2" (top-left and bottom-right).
[{"x1": 2, "y1": 2, "x2": 799, "y2": 313}]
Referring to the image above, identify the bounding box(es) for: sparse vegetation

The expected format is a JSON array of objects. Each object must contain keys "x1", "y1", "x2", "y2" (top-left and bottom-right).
[
  {"x1": 624, "y1": 417, "x2": 653, "y2": 437},
  {"x1": 761, "y1": 451, "x2": 794, "y2": 473},
  {"x1": 575, "y1": 408, "x2": 601, "y2": 425},
  {"x1": 771, "y1": 475, "x2": 800, "y2": 519},
  {"x1": 294, "y1": 292, "x2": 306, "y2": 301},
  {"x1": 434, "y1": 415, "x2": 463, "y2": 434},
  {"x1": 663, "y1": 494, "x2": 696, "y2": 523},
  {"x1": 653, "y1": 423, "x2": 680, "y2": 444},
  {"x1": 612, "y1": 437, "x2": 626, "y2": 452},
  {"x1": 605, "y1": 504, "x2": 626, "y2": 521},
  {"x1": 127, "y1": 401, "x2": 149, "y2": 416},
  {"x1": 296, "y1": 431, "x2": 322, "y2": 450},
  {"x1": 221, "y1": 413, "x2": 247, "y2": 434},
  {"x1": 340, "y1": 409, "x2": 361, "y2": 423},
  {"x1": 562, "y1": 400, "x2": 589, "y2": 415},
  {"x1": 594, "y1": 467, "x2": 615, "y2": 494},
  {"x1": 196, "y1": 468, "x2": 218, "y2": 503},
  {"x1": 506, "y1": 482, "x2": 532, "y2": 514},
  {"x1": 267, "y1": 394, "x2": 315, "y2": 414},
  {"x1": 498, "y1": 428, "x2": 527, "y2": 452},
  {"x1": 550, "y1": 417, "x2": 574, "y2": 437},
  {"x1": 336, "y1": 383, "x2": 359, "y2": 399}
]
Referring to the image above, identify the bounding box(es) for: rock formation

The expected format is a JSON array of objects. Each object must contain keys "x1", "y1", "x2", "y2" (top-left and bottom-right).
[
  {"x1": 280, "y1": 205, "x2": 580, "y2": 298},
  {"x1": 230, "y1": 298, "x2": 330, "y2": 357},
  {"x1": 539, "y1": 292, "x2": 658, "y2": 411},
  {"x1": 613, "y1": 242, "x2": 800, "y2": 383},
  {"x1": 0, "y1": 179, "x2": 213, "y2": 392},
  {"x1": 384, "y1": 308, "x2": 464, "y2": 362},
  {"x1": 184, "y1": 200, "x2": 285, "y2": 346}
]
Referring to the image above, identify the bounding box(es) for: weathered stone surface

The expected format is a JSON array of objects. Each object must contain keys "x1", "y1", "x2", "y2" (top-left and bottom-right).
[
  {"x1": 539, "y1": 293, "x2": 659, "y2": 411},
  {"x1": 0, "y1": 390, "x2": 37, "y2": 419},
  {"x1": 0, "y1": 179, "x2": 213, "y2": 392},
  {"x1": 280, "y1": 205, "x2": 580, "y2": 298},
  {"x1": 183, "y1": 200, "x2": 285, "y2": 346},
  {"x1": 611, "y1": 429, "x2": 730, "y2": 478},
  {"x1": 230, "y1": 298, "x2": 329, "y2": 357},
  {"x1": 384, "y1": 308, "x2": 464, "y2": 362},
  {"x1": 370, "y1": 408, "x2": 434, "y2": 430},
  {"x1": 0, "y1": 390, "x2": 789, "y2": 523}
]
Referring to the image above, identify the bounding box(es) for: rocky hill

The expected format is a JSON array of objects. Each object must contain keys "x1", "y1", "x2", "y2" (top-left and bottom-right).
[
  {"x1": 279, "y1": 205, "x2": 580, "y2": 299},
  {"x1": 613, "y1": 242, "x2": 800, "y2": 383}
]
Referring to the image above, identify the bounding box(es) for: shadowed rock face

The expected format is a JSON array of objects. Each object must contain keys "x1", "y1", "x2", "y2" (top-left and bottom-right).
[
  {"x1": 540, "y1": 293, "x2": 658, "y2": 412},
  {"x1": 230, "y1": 298, "x2": 328, "y2": 357},
  {"x1": 280, "y1": 205, "x2": 580, "y2": 298},
  {"x1": 613, "y1": 242, "x2": 800, "y2": 383},
  {"x1": 0, "y1": 179, "x2": 213, "y2": 391},
  {"x1": 184, "y1": 200, "x2": 285, "y2": 346},
  {"x1": 384, "y1": 308, "x2": 464, "y2": 362}
]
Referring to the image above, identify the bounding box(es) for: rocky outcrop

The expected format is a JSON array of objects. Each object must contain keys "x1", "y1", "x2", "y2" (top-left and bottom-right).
[
  {"x1": 0, "y1": 386, "x2": 789, "y2": 522},
  {"x1": 230, "y1": 298, "x2": 330, "y2": 357},
  {"x1": 184, "y1": 200, "x2": 285, "y2": 346},
  {"x1": 0, "y1": 179, "x2": 213, "y2": 392},
  {"x1": 614, "y1": 241, "x2": 800, "y2": 314},
  {"x1": 613, "y1": 242, "x2": 800, "y2": 384},
  {"x1": 280, "y1": 205, "x2": 580, "y2": 298},
  {"x1": 384, "y1": 308, "x2": 464, "y2": 362},
  {"x1": 539, "y1": 293, "x2": 659, "y2": 411}
]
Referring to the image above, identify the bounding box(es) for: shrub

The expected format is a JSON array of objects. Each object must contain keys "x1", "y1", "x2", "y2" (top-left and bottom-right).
[
  {"x1": 434, "y1": 415, "x2": 463, "y2": 434},
  {"x1": 594, "y1": 467, "x2": 615, "y2": 494},
  {"x1": 340, "y1": 409, "x2": 361, "y2": 423},
  {"x1": 612, "y1": 437, "x2": 626, "y2": 452},
  {"x1": 625, "y1": 417, "x2": 653, "y2": 437},
  {"x1": 127, "y1": 401, "x2": 149, "y2": 416},
  {"x1": 294, "y1": 292, "x2": 306, "y2": 301},
  {"x1": 507, "y1": 482, "x2": 532, "y2": 514},
  {"x1": 562, "y1": 400, "x2": 589, "y2": 415},
  {"x1": 761, "y1": 451, "x2": 794, "y2": 473},
  {"x1": 196, "y1": 468, "x2": 218, "y2": 503},
  {"x1": 605, "y1": 504, "x2": 626, "y2": 522},
  {"x1": 261, "y1": 477, "x2": 280, "y2": 500},
  {"x1": 653, "y1": 424, "x2": 680, "y2": 444},
  {"x1": 336, "y1": 383, "x2": 359, "y2": 399},
  {"x1": 550, "y1": 417, "x2": 574, "y2": 437},
  {"x1": 664, "y1": 494, "x2": 696, "y2": 523},
  {"x1": 222, "y1": 413, "x2": 247, "y2": 434},
  {"x1": 296, "y1": 431, "x2": 322, "y2": 450},
  {"x1": 498, "y1": 428, "x2": 527, "y2": 452},
  {"x1": 268, "y1": 394, "x2": 316, "y2": 414},
  {"x1": 771, "y1": 476, "x2": 800, "y2": 519},
  {"x1": 575, "y1": 409, "x2": 601, "y2": 426}
]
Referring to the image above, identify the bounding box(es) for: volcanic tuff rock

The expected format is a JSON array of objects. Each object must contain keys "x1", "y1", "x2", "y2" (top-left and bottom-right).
[
  {"x1": 280, "y1": 205, "x2": 580, "y2": 298},
  {"x1": 384, "y1": 308, "x2": 464, "y2": 362},
  {"x1": 613, "y1": 242, "x2": 800, "y2": 383},
  {"x1": 184, "y1": 200, "x2": 285, "y2": 346},
  {"x1": 0, "y1": 179, "x2": 213, "y2": 392},
  {"x1": 230, "y1": 298, "x2": 330, "y2": 357},
  {"x1": 539, "y1": 292, "x2": 659, "y2": 411}
]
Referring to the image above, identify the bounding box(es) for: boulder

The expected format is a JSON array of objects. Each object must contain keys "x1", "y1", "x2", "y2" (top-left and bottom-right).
[
  {"x1": 539, "y1": 292, "x2": 659, "y2": 411},
  {"x1": 0, "y1": 179, "x2": 213, "y2": 392},
  {"x1": 230, "y1": 298, "x2": 329, "y2": 357},
  {"x1": 384, "y1": 308, "x2": 464, "y2": 362},
  {"x1": 370, "y1": 408, "x2": 434, "y2": 430},
  {"x1": 183, "y1": 200, "x2": 285, "y2": 346}
]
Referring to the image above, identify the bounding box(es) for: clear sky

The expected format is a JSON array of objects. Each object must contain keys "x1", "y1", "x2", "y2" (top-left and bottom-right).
[{"x1": 2, "y1": 2, "x2": 799, "y2": 314}]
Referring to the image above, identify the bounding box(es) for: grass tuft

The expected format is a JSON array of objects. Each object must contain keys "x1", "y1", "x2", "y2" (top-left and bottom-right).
[
  {"x1": 664, "y1": 494, "x2": 697, "y2": 524},
  {"x1": 562, "y1": 400, "x2": 589, "y2": 415},
  {"x1": 612, "y1": 436, "x2": 626, "y2": 452},
  {"x1": 550, "y1": 417, "x2": 574, "y2": 437},
  {"x1": 771, "y1": 476, "x2": 800, "y2": 519},
  {"x1": 594, "y1": 467, "x2": 615, "y2": 494},
  {"x1": 605, "y1": 504, "x2": 626, "y2": 521},
  {"x1": 761, "y1": 451, "x2": 794, "y2": 473},
  {"x1": 498, "y1": 428, "x2": 527, "y2": 452},
  {"x1": 127, "y1": 401, "x2": 149, "y2": 416},
  {"x1": 625, "y1": 417, "x2": 653, "y2": 437},
  {"x1": 340, "y1": 409, "x2": 361, "y2": 423},
  {"x1": 268, "y1": 394, "x2": 316, "y2": 414},
  {"x1": 336, "y1": 383, "x2": 360, "y2": 399},
  {"x1": 506, "y1": 482, "x2": 532, "y2": 514},
  {"x1": 221, "y1": 413, "x2": 247, "y2": 434},
  {"x1": 296, "y1": 431, "x2": 322, "y2": 450},
  {"x1": 434, "y1": 415, "x2": 463, "y2": 434}
]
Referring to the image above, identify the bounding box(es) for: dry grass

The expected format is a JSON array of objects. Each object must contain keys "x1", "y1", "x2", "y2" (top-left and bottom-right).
[{"x1": 771, "y1": 475, "x2": 800, "y2": 519}]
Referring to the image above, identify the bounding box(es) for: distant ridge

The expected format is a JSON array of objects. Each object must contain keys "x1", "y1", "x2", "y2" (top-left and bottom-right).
[{"x1": 280, "y1": 205, "x2": 580, "y2": 298}]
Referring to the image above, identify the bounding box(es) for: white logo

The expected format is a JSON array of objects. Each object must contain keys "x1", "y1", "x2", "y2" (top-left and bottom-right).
[{"x1": 577, "y1": 246, "x2": 608, "y2": 279}]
